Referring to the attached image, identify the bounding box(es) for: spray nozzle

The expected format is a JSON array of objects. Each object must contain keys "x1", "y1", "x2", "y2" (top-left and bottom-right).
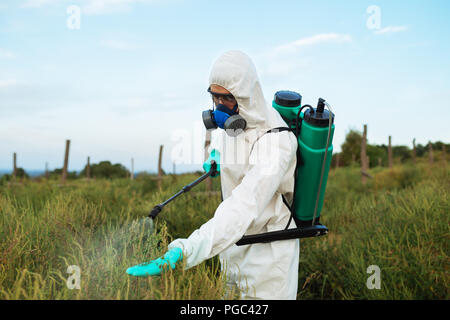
[
  {"x1": 317, "y1": 98, "x2": 325, "y2": 113},
  {"x1": 149, "y1": 204, "x2": 163, "y2": 219}
]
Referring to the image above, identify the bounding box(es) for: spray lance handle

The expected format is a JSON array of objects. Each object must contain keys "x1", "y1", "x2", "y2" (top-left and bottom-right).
[
  {"x1": 203, "y1": 149, "x2": 220, "y2": 177},
  {"x1": 209, "y1": 160, "x2": 218, "y2": 177},
  {"x1": 148, "y1": 159, "x2": 218, "y2": 219}
]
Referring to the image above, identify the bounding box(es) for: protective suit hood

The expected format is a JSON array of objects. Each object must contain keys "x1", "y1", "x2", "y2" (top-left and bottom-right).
[{"x1": 209, "y1": 50, "x2": 284, "y2": 130}]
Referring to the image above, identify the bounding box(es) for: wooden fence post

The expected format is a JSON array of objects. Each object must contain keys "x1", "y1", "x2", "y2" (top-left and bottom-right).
[
  {"x1": 443, "y1": 144, "x2": 447, "y2": 164},
  {"x1": 86, "y1": 157, "x2": 91, "y2": 180},
  {"x1": 412, "y1": 138, "x2": 416, "y2": 165},
  {"x1": 361, "y1": 124, "x2": 368, "y2": 184},
  {"x1": 45, "y1": 162, "x2": 49, "y2": 179},
  {"x1": 131, "y1": 158, "x2": 134, "y2": 180},
  {"x1": 61, "y1": 139, "x2": 70, "y2": 184},
  {"x1": 429, "y1": 142, "x2": 434, "y2": 165},
  {"x1": 158, "y1": 145, "x2": 163, "y2": 190},
  {"x1": 204, "y1": 130, "x2": 212, "y2": 191},
  {"x1": 12, "y1": 152, "x2": 17, "y2": 181},
  {"x1": 335, "y1": 153, "x2": 340, "y2": 169},
  {"x1": 378, "y1": 157, "x2": 382, "y2": 167},
  {"x1": 388, "y1": 136, "x2": 393, "y2": 169}
]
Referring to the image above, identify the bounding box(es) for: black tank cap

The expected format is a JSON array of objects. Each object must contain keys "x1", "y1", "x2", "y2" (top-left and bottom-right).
[
  {"x1": 274, "y1": 90, "x2": 302, "y2": 107},
  {"x1": 303, "y1": 108, "x2": 335, "y2": 127}
]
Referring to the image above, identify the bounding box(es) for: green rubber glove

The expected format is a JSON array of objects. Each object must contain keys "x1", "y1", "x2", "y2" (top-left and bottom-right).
[
  {"x1": 203, "y1": 149, "x2": 220, "y2": 177},
  {"x1": 126, "y1": 247, "x2": 183, "y2": 277}
]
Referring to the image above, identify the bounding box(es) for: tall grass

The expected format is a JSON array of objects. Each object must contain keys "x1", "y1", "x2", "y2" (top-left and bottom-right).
[
  {"x1": 297, "y1": 163, "x2": 449, "y2": 299},
  {"x1": 0, "y1": 163, "x2": 448, "y2": 300},
  {"x1": 0, "y1": 175, "x2": 226, "y2": 299}
]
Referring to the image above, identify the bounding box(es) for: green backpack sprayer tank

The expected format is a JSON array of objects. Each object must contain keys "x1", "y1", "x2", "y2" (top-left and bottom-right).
[
  {"x1": 235, "y1": 91, "x2": 335, "y2": 245},
  {"x1": 148, "y1": 90, "x2": 335, "y2": 245},
  {"x1": 273, "y1": 91, "x2": 335, "y2": 226}
]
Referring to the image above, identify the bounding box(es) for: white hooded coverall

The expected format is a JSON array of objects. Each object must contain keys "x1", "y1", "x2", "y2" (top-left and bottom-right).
[{"x1": 168, "y1": 50, "x2": 300, "y2": 300}]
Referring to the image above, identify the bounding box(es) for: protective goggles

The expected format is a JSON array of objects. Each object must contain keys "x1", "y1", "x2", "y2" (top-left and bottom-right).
[{"x1": 207, "y1": 87, "x2": 237, "y2": 105}]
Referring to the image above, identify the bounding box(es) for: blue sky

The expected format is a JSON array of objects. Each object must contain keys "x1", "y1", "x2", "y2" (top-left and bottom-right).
[{"x1": 1, "y1": 0, "x2": 449, "y2": 173}]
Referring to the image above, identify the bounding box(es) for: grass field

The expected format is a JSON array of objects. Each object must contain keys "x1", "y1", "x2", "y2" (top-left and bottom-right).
[{"x1": 0, "y1": 161, "x2": 448, "y2": 300}]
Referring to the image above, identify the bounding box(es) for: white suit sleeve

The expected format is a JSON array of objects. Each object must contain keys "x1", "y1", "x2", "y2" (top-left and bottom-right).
[{"x1": 168, "y1": 132, "x2": 296, "y2": 269}]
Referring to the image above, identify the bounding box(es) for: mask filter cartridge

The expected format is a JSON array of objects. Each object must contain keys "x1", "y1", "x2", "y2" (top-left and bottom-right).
[{"x1": 202, "y1": 103, "x2": 246, "y2": 137}]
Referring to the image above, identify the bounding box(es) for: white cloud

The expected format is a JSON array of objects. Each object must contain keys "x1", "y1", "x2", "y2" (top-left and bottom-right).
[
  {"x1": 272, "y1": 33, "x2": 352, "y2": 56},
  {"x1": 82, "y1": 0, "x2": 163, "y2": 15},
  {"x1": 83, "y1": 0, "x2": 138, "y2": 15},
  {"x1": 374, "y1": 25, "x2": 408, "y2": 35},
  {"x1": 258, "y1": 33, "x2": 353, "y2": 76},
  {"x1": 21, "y1": 0, "x2": 56, "y2": 8},
  {"x1": 0, "y1": 79, "x2": 18, "y2": 88},
  {"x1": 0, "y1": 48, "x2": 16, "y2": 59},
  {"x1": 20, "y1": 0, "x2": 168, "y2": 14},
  {"x1": 261, "y1": 58, "x2": 312, "y2": 77}
]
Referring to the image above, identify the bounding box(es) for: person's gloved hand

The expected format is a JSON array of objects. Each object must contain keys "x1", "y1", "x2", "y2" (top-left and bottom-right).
[
  {"x1": 203, "y1": 149, "x2": 220, "y2": 177},
  {"x1": 126, "y1": 247, "x2": 183, "y2": 277}
]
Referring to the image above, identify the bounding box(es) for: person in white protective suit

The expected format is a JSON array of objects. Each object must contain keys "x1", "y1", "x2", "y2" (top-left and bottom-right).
[
  {"x1": 169, "y1": 50, "x2": 300, "y2": 300},
  {"x1": 126, "y1": 50, "x2": 299, "y2": 300}
]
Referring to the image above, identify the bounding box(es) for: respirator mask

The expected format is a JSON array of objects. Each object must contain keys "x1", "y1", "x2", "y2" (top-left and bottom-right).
[{"x1": 202, "y1": 87, "x2": 247, "y2": 137}]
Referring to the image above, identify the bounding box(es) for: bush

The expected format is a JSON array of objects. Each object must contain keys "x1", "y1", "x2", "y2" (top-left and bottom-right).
[
  {"x1": 79, "y1": 161, "x2": 129, "y2": 179},
  {"x1": 48, "y1": 168, "x2": 78, "y2": 180},
  {"x1": 0, "y1": 174, "x2": 11, "y2": 186},
  {"x1": 373, "y1": 166, "x2": 421, "y2": 190}
]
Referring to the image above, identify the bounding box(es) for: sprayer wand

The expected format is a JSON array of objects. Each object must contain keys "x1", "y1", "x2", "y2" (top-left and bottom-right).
[
  {"x1": 311, "y1": 99, "x2": 333, "y2": 226},
  {"x1": 148, "y1": 160, "x2": 218, "y2": 219}
]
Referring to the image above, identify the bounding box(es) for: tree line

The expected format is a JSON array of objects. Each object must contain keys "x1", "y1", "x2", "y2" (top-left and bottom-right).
[
  {"x1": 333, "y1": 129, "x2": 448, "y2": 167},
  {"x1": 1, "y1": 161, "x2": 132, "y2": 184}
]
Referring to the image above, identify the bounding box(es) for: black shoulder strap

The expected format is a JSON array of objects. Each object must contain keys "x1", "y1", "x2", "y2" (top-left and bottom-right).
[
  {"x1": 265, "y1": 126, "x2": 292, "y2": 134},
  {"x1": 249, "y1": 126, "x2": 292, "y2": 156}
]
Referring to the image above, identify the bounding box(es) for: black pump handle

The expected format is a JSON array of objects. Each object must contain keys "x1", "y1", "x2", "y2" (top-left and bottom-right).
[{"x1": 317, "y1": 98, "x2": 325, "y2": 113}]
